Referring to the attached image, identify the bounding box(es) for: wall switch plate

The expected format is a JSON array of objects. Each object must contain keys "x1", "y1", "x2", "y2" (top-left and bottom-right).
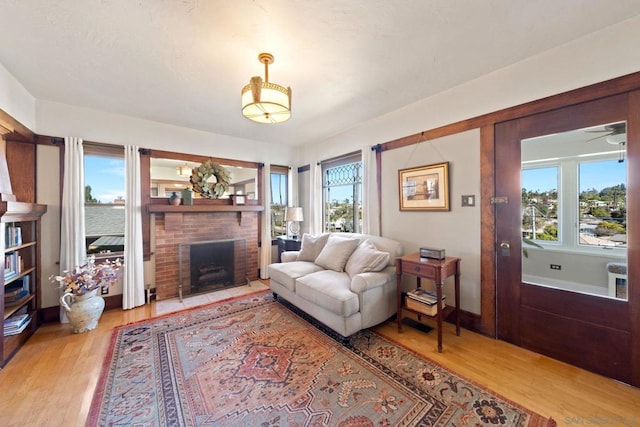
[{"x1": 461, "y1": 195, "x2": 475, "y2": 207}]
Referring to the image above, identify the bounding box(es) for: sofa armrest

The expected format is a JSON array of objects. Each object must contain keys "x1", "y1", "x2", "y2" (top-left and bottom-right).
[
  {"x1": 281, "y1": 251, "x2": 300, "y2": 262},
  {"x1": 350, "y1": 267, "x2": 395, "y2": 293}
]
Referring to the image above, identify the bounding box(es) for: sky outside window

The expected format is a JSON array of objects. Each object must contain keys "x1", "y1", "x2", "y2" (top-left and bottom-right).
[{"x1": 85, "y1": 155, "x2": 125, "y2": 203}]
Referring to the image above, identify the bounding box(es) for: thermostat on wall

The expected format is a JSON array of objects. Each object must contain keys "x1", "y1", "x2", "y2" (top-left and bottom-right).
[{"x1": 420, "y1": 247, "x2": 446, "y2": 260}]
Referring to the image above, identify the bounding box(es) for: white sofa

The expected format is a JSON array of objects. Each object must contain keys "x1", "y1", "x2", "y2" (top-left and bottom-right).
[{"x1": 268, "y1": 232, "x2": 404, "y2": 338}]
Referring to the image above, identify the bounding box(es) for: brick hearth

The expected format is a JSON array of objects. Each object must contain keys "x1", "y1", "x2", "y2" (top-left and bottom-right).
[{"x1": 154, "y1": 211, "x2": 259, "y2": 300}]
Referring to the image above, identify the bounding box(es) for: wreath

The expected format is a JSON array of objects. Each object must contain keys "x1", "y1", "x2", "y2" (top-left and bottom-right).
[{"x1": 189, "y1": 159, "x2": 231, "y2": 199}]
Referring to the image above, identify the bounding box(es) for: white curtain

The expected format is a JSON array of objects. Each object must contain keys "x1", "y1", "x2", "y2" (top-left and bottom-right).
[
  {"x1": 259, "y1": 163, "x2": 272, "y2": 279},
  {"x1": 362, "y1": 146, "x2": 380, "y2": 235},
  {"x1": 308, "y1": 162, "x2": 323, "y2": 235},
  {"x1": 59, "y1": 137, "x2": 86, "y2": 322},
  {"x1": 123, "y1": 145, "x2": 145, "y2": 309}
]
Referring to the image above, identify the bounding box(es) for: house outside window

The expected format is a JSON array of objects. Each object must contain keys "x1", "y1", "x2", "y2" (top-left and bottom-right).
[
  {"x1": 522, "y1": 158, "x2": 626, "y2": 251},
  {"x1": 270, "y1": 165, "x2": 289, "y2": 238},
  {"x1": 84, "y1": 145, "x2": 125, "y2": 256},
  {"x1": 322, "y1": 152, "x2": 362, "y2": 233}
]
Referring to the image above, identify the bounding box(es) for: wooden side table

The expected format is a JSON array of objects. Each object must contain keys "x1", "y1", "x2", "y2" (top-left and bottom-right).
[
  {"x1": 396, "y1": 253, "x2": 461, "y2": 352},
  {"x1": 277, "y1": 237, "x2": 302, "y2": 262}
]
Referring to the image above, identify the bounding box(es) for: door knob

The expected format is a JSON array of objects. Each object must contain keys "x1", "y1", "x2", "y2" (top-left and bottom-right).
[{"x1": 500, "y1": 241, "x2": 511, "y2": 256}]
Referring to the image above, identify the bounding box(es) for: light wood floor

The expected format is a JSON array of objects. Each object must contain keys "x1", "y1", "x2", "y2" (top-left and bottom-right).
[{"x1": 1, "y1": 286, "x2": 639, "y2": 427}]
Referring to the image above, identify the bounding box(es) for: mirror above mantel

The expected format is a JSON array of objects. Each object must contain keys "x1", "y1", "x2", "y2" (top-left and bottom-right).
[{"x1": 149, "y1": 157, "x2": 259, "y2": 202}]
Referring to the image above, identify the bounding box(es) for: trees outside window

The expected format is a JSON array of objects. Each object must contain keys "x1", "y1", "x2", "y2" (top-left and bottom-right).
[
  {"x1": 322, "y1": 153, "x2": 362, "y2": 233},
  {"x1": 270, "y1": 166, "x2": 289, "y2": 238},
  {"x1": 522, "y1": 158, "x2": 626, "y2": 250}
]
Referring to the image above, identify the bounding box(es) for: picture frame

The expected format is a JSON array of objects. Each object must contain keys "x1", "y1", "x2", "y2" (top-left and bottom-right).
[
  {"x1": 398, "y1": 161, "x2": 450, "y2": 211},
  {"x1": 231, "y1": 194, "x2": 246, "y2": 205}
]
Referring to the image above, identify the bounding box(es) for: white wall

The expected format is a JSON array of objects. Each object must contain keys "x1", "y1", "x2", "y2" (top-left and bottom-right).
[
  {"x1": 31, "y1": 102, "x2": 298, "y2": 309},
  {"x1": 36, "y1": 145, "x2": 61, "y2": 310},
  {"x1": 381, "y1": 130, "x2": 481, "y2": 314},
  {"x1": 297, "y1": 15, "x2": 640, "y2": 164},
  {"x1": 0, "y1": 63, "x2": 35, "y2": 131},
  {"x1": 35, "y1": 100, "x2": 294, "y2": 165},
  {"x1": 295, "y1": 15, "x2": 640, "y2": 317},
  {"x1": 7, "y1": 15, "x2": 640, "y2": 311}
]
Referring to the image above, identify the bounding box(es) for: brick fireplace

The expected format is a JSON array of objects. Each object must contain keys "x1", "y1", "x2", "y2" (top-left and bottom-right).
[{"x1": 152, "y1": 209, "x2": 260, "y2": 300}]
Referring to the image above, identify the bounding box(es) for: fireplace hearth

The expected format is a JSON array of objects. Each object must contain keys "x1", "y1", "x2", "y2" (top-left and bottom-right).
[{"x1": 178, "y1": 238, "x2": 248, "y2": 300}]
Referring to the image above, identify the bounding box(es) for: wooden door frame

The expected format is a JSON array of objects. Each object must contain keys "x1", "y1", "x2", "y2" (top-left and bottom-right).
[{"x1": 379, "y1": 72, "x2": 640, "y2": 386}]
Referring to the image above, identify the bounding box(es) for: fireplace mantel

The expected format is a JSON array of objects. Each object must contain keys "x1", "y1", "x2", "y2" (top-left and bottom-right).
[
  {"x1": 147, "y1": 204, "x2": 264, "y2": 214},
  {"x1": 148, "y1": 204, "x2": 263, "y2": 231}
]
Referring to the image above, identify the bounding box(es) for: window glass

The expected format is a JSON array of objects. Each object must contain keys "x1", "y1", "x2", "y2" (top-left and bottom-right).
[
  {"x1": 270, "y1": 166, "x2": 288, "y2": 238},
  {"x1": 322, "y1": 153, "x2": 362, "y2": 233},
  {"x1": 84, "y1": 151, "x2": 125, "y2": 255},
  {"x1": 522, "y1": 166, "x2": 559, "y2": 242},
  {"x1": 578, "y1": 160, "x2": 626, "y2": 248}
]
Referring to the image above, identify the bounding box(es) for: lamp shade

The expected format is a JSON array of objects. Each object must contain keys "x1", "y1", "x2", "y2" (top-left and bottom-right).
[
  {"x1": 177, "y1": 164, "x2": 192, "y2": 177},
  {"x1": 241, "y1": 53, "x2": 291, "y2": 124},
  {"x1": 606, "y1": 133, "x2": 626, "y2": 145},
  {"x1": 285, "y1": 207, "x2": 304, "y2": 222}
]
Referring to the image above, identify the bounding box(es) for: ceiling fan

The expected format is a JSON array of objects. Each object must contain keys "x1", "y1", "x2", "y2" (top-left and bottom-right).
[
  {"x1": 586, "y1": 122, "x2": 626, "y2": 144},
  {"x1": 585, "y1": 121, "x2": 626, "y2": 162}
]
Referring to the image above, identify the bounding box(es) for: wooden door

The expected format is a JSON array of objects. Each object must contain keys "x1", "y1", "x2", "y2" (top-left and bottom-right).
[{"x1": 495, "y1": 94, "x2": 639, "y2": 385}]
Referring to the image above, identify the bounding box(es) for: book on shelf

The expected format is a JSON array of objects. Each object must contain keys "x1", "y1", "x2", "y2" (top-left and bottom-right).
[
  {"x1": 3, "y1": 251, "x2": 23, "y2": 280},
  {"x1": 4, "y1": 224, "x2": 22, "y2": 248},
  {"x1": 405, "y1": 295, "x2": 446, "y2": 316},
  {"x1": 4, "y1": 276, "x2": 30, "y2": 306},
  {"x1": 4, "y1": 313, "x2": 31, "y2": 336},
  {"x1": 4, "y1": 289, "x2": 29, "y2": 303},
  {"x1": 406, "y1": 288, "x2": 445, "y2": 305}
]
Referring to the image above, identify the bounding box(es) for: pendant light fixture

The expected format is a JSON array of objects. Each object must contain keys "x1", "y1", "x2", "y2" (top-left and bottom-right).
[
  {"x1": 241, "y1": 53, "x2": 291, "y2": 124},
  {"x1": 176, "y1": 163, "x2": 192, "y2": 177}
]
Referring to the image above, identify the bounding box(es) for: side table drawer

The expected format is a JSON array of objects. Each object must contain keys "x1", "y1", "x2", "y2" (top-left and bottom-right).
[{"x1": 404, "y1": 262, "x2": 436, "y2": 278}]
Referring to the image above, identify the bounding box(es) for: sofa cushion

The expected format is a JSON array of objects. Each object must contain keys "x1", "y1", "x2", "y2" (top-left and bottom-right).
[
  {"x1": 331, "y1": 232, "x2": 403, "y2": 267},
  {"x1": 296, "y1": 270, "x2": 359, "y2": 317},
  {"x1": 314, "y1": 234, "x2": 360, "y2": 272},
  {"x1": 297, "y1": 233, "x2": 330, "y2": 262},
  {"x1": 268, "y1": 261, "x2": 324, "y2": 292},
  {"x1": 345, "y1": 239, "x2": 390, "y2": 277}
]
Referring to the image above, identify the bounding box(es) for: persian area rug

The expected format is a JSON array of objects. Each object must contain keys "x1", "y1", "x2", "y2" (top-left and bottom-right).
[{"x1": 88, "y1": 291, "x2": 555, "y2": 426}]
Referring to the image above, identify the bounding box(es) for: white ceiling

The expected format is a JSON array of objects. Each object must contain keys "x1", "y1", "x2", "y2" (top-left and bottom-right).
[{"x1": 1, "y1": 1, "x2": 640, "y2": 147}]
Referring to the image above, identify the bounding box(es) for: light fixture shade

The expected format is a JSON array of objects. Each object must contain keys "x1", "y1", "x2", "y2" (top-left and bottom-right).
[
  {"x1": 177, "y1": 164, "x2": 192, "y2": 177},
  {"x1": 285, "y1": 207, "x2": 304, "y2": 222},
  {"x1": 606, "y1": 133, "x2": 626, "y2": 145},
  {"x1": 241, "y1": 53, "x2": 291, "y2": 124}
]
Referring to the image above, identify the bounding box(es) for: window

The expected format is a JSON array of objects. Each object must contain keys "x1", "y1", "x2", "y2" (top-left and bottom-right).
[
  {"x1": 270, "y1": 165, "x2": 289, "y2": 238},
  {"x1": 322, "y1": 152, "x2": 362, "y2": 233},
  {"x1": 84, "y1": 145, "x2": 125, "y2": 255},
  {"x1": 521, "y1": 166, "x2": 559, "y2": 242},
  {"x1": 522, "y1": 158, "x2": 626, "y2": 251},
  {"x1": 578, "y1": 159, "x2": 626, "y2": 248}
]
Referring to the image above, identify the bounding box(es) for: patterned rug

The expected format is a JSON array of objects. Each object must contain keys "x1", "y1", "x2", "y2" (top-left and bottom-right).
[{"x1": 88, "y1": 291, "x2": 555, "y2": 426}]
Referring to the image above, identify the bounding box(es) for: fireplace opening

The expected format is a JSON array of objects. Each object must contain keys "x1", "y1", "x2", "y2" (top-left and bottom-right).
[{"x1": 178, "y1": 238, "x2": 248, "y2": 300}]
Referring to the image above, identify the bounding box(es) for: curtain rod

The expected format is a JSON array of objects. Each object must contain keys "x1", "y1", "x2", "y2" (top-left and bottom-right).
[{"x1": 316, "y1": 149, "x2": 361, "y2": 166}]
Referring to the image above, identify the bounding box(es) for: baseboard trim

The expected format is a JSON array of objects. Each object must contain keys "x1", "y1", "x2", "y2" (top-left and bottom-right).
[{"x1": 40, "y1": 294, "x2": 123, "y2": 323}]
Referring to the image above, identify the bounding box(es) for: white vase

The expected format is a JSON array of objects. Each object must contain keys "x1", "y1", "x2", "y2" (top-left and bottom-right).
[{"x1": 60, "y1": 289, "x2": 105, "y2": 333}]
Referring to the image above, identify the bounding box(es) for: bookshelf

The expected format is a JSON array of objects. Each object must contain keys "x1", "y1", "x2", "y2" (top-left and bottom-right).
[{"x1": 1, "y1": 201, "x2": 47, "y2": 367}]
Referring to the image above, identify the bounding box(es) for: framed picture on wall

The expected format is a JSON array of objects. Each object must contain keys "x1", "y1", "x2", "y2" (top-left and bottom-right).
[{"x1": 398, "y1": 161, "x2": 450, "y2": 211}]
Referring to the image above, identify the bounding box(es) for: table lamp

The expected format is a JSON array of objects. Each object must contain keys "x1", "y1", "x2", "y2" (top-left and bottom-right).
[{"x1": 285, "y1": 207, "x2": 304, "y2": 240}]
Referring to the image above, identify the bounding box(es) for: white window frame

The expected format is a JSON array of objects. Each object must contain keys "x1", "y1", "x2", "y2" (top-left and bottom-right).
[
  {"x1": 523, "y1": 152, "x2": 626, "y2": 258},
  {"x1": 83, "y1": 144, "x2": 126, "y2": 259}
]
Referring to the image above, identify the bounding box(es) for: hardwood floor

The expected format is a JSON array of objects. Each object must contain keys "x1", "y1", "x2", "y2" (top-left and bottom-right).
[{"x1": 1, "y1": 287, "x2": 639, "y2": 426}]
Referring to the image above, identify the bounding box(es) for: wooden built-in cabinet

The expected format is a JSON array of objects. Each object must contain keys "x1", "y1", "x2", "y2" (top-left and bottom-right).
[{"x1": 0, "y1": 201, "x2": 47, "y2": 367}]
